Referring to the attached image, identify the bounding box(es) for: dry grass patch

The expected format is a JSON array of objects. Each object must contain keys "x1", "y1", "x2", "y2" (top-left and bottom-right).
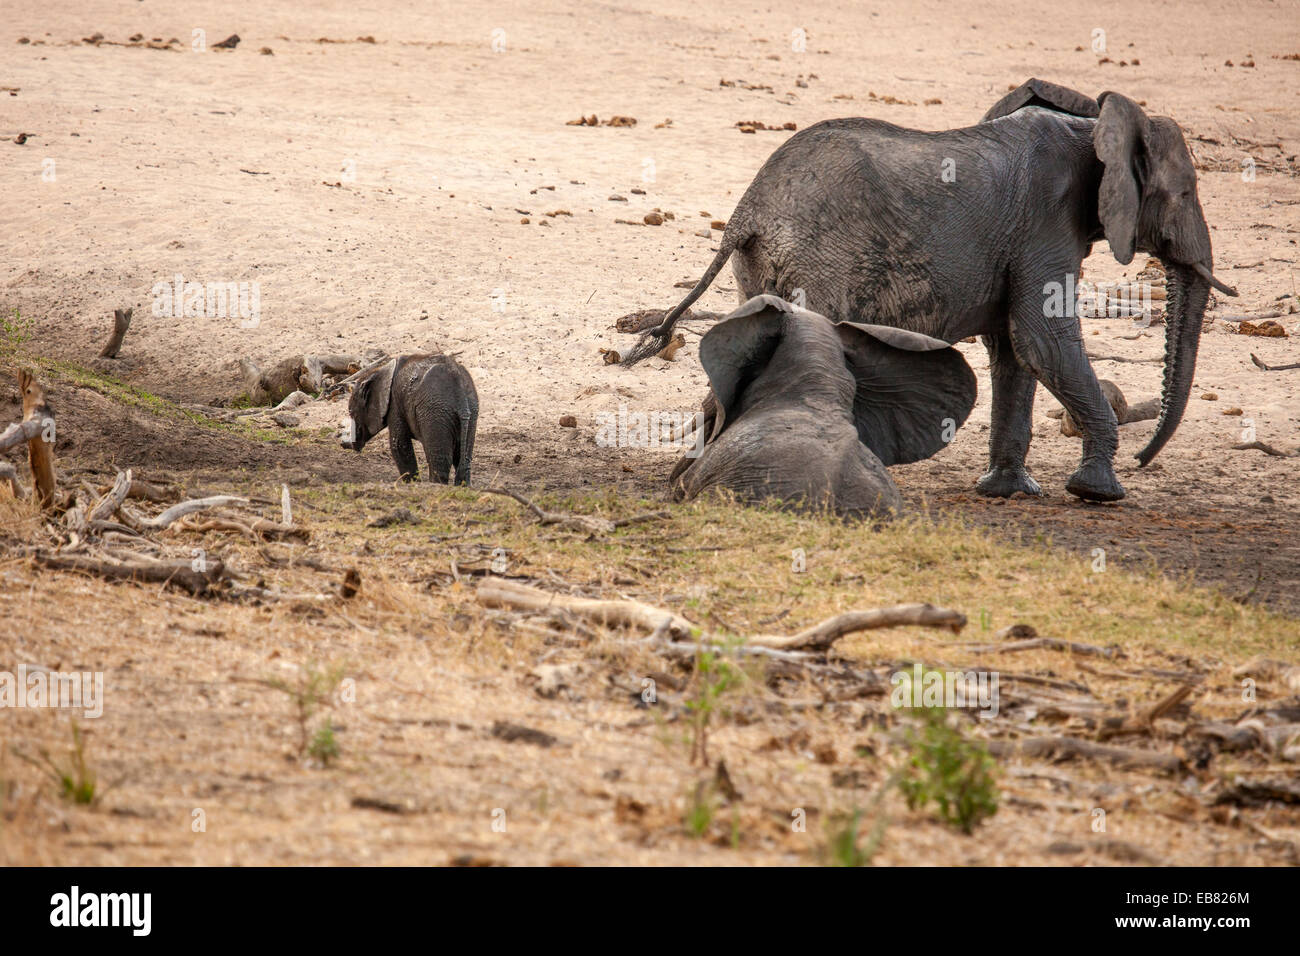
[{"x1": 1, "y1": 479, "x2": 1297, "y2": 865}]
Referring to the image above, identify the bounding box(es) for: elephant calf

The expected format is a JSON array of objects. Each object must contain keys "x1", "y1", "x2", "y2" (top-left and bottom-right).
[
  {"x1": 670, "y1": 295, "x2": 976, "y2": 518},
  {"x1": 339, "y1": 353, "x2": 478, "y2": 485}
]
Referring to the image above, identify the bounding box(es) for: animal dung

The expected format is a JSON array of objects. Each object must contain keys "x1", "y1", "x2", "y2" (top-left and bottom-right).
[
  {"x1": 1237, "y1": 319, "x2": 1287, "y2": 337},
  {"x1": 559, "y1": 415, "x2": 577, "y2": 428},
  {"x1": 566, "y1": 115, "x2": 637, "y2": 127},
  {"x1": 735, "y1": 120, "x2": 797, "y2": 133}
]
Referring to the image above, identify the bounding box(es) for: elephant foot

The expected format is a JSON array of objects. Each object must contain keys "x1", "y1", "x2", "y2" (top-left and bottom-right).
[
  {"x1": 1065, "y1": 460, "x2": 1125, "y2": 502},
  {"x1": 976, "y1": 466, "x2": 1043, "y2": 498}
]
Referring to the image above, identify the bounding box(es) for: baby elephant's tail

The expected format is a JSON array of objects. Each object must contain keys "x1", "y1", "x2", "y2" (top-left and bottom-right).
[
  {"x1": 621, "y1": 227, "x2": 743, "y2": 366},
  {"x1": 455, "y1": 404, "x2": 476, "y2": 486}
]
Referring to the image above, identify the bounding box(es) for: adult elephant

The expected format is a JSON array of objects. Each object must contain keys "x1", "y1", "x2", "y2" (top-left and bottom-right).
[{"x1": 623, "y1": 79, "x2": 1236, "y2": 502}]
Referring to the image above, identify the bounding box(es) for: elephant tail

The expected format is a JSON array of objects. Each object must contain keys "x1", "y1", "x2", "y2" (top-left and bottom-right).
[
  {"x1": 455, "y1": 403, "x2": 476, "y2": 487},
  {"x1": 621, "y1": 224, "x2": 748, "y2": 366}
]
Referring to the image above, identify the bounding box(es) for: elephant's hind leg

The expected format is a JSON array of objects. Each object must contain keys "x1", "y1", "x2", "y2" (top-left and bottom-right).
[
  {"x1": 388, "y1": 417, "x2": 419, "y2": 482},
  {"x1": 975, "y1": 332, "x2": 1043, "y2": 498}
]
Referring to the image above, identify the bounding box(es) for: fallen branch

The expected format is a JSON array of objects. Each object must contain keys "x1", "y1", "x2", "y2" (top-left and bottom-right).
[
  {"x1": 1250, "y1": 353, "x2": 1300, "y2": 371},
  {"x1": 1085, "y1": 352, "x2": 1163, "y2": 364},
  {"x1": 1230, "y1": 440, "x2": 1293, "y2": 457},
  {"x1": 32, "y1": 552, "x2": 228, "y2": 596},
  {"x1": 98, "y1": 307, "x2": 132, "y2": 358},
  {"x1": 988, "y1": 735, "x2": 1183, "y2": 774},
  {"x1": 960, "y1": 636, "x2": 1118, "y2": 659},
  {"x1": 1098, "y1": 684, "x2": 1195, "y2": 740},
  {"x1": 481, "y1": 486, "x2": 668, "y2": 535},
  {"x1": 748, "y1": 605, "x2": 965, "y2": 650},
  {"x1": 183, "y1": 514, "x2": 309, "y2": 541},
  {"x1": 0, "y1": 418, "x2": 43, "y2": 453},
  {"x1": 476, "y1": 576, "x2": 697, "y2": 639},
  {"x1": 133, "y1": 495, "x2": 249, "y2": 531},
  {"x1": 86, "y1": 469, "x2": 133, "y2": 526},
  {"x1": 0, "y1": 461, "x2": 24, "y2": 498},
  {"x1": 476, "y1": 577, "x2": 964, "y2": 654},
  {"x1": 321, "y1": 354, "x2": 392, "y2": 398},
  {"x1": 1216, "y1": 310, "x2": 1286, "y2": 321}
]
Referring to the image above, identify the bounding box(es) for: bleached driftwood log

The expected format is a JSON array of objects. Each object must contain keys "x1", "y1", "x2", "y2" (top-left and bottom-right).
[
  {"x1": 131, "y1": 495, "x2": 248, "y2": 532},
  {"x1": 477, "y1": 577, "x2": 697, "y2": 639},
  {"x1": 475, "y1": 577, "x2": 965, "y2": 649}
]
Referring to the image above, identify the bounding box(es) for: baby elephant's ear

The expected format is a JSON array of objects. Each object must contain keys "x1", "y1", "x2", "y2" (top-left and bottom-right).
[
  {"x1": 697, "y1": 296, "x2": 791, "y2": 438},
  {"x1": 836, "y1": 323, "x2": 977, "y2": 466},
  {"x1": 980, "y1": 78, "x2": 1099, "y2": 123},
  {"x1": 358, "y1": 359, "x2": 397, "y2": 437}
]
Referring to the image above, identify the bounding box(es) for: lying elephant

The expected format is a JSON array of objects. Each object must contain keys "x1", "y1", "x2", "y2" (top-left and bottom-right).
[
  {"x1": 339, "y1": 353, "x2": 478, "y2": 485},
  {"x1": 670, "y1": 295, "x2": 976, "y2": 518},
  {"x1": 625, "y1": 78, "x2": 1238, "y2": 503}
]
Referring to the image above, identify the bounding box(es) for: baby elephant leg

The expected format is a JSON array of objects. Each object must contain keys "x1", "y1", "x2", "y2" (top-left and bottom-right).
[
  {"x1": 388, "y1": 415, "x2": 419, "y2": 481},
  {"x1": 420, "y1": 426, "x2": 455, "y2": 485}
]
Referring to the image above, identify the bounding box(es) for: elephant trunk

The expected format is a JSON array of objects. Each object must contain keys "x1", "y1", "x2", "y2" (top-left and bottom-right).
[{"x1": 1135, "y1": 264, "x2": 1210, "y2": 466}]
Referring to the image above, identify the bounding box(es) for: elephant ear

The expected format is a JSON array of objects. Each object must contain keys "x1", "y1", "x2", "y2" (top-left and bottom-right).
[
  {"x1": 697, "y1": 295, "x2": 796, "y2": 439},
  {"x1": 353, "y1": 359, "x2": 397, "y2": 438},
  {"x1": 1093, "y1": 91, "x2": 1152, "y2": 266},
  {"x1": 836, "y1": 323, "x2": 977, "y2": 466},
  {"x1": 980, "y1": 78, "x2": 1098, "y2": 123}
]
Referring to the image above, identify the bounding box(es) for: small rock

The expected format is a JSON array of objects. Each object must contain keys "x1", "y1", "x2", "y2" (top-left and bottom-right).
[
  {"x1": 270, "y1": 412, "x2": 300, "y2": 427},
  {"x1": 644, "y1": 212, "x2": 664, "y2": 226},
  {"x1": 491, "y1": 721, "x2": 556, "y2": 748},
  {"x1": 368, "y1": 508, "x2": 418, "y2": 528},
  {"x1": 710, "y1": 219, "x2": 725, "y2": 230},
  {"x1": 1201, "y1": 392, "x2": 1218, "y2": 401},
  {"x1": 1222, "y1": 407, "x2": 1243, "y2": 416},
  {"x1": 340, "y1": 568, "x2": 361, "y2": 599},
  {"x1": 559, "y1": 414, "x2": 578, "y2": 428}
]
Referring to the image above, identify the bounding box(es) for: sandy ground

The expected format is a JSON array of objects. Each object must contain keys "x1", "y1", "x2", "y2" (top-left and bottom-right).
[{"x1": 1, "y1": 1, "x2": 1299, "y2": 867}]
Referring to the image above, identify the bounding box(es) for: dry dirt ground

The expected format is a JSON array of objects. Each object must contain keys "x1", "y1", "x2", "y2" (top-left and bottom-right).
[{"x1": 1, "y1": 1, "x2": 1299, "y2": 866}]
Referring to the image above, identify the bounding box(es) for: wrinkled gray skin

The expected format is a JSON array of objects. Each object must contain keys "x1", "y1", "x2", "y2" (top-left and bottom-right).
[
  {"x1": 628, "y1": 79, "x2": 1237, "y2": 502},
  {"x1": 671, "y1": 295, "x2": 977, "y2": 518},
  {"x1": 340, "y1": 353, "x2": 478, "y2": 485}
]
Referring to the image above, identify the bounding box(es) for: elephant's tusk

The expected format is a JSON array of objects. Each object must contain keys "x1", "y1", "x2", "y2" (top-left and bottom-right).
[{"x1": 1193, "y1": 262, "x2": 1238, "y2": 297}]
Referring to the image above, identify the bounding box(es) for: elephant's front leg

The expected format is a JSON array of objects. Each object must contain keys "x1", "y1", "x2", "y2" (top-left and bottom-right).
[
  {"x1": 975, "y1": 331, "x2": 1043, "y2": 498},
  {"x1": 388, "y1": 416, "x2": 419, "y2": 481},
  {"x1": 1008, "y1": 294, "x2": 1124, "y2": 502}
]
